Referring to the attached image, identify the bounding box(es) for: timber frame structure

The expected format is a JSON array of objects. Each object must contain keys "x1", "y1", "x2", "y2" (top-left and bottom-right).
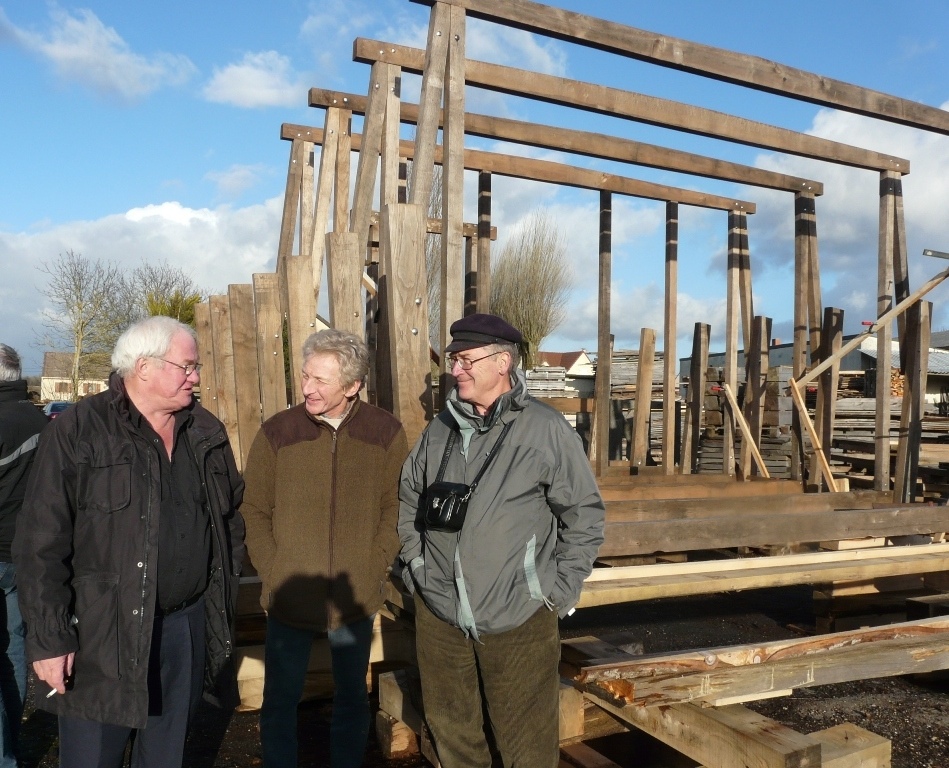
[{"x1": 193, "y1": 1, "x2": 949, "y2": 764}]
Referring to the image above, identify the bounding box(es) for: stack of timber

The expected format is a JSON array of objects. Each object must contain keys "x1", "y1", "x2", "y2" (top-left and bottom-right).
[
  {"x1": 526, "y1": 365, "x2": 570, "y2": 397},
  {"x1": 602, "y1": 349, "x2": 666, "y2": 400}
]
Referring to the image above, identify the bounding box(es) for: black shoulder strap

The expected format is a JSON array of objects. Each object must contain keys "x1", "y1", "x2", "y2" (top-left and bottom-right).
[
  {"x1": 434, "y1": 430, "x2": 457, "y2": 483},
  {"x1": 469, "y1": 420, "x2": 513, "y2": 491}
]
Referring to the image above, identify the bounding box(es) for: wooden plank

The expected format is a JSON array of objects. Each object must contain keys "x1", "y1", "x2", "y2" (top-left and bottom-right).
[
  {"x1": 741, "y1": 316, "x2": 769, "y2": 478},
  {"x1": 307, "y1": 108, "x2": 340, "y2": 309},
  {"x1": 599, "y1": 506, "x2": 949, "y2": 558},
  {"x1": 894, "y1": 301, "x2": 929, "y2": 503},
  {"x1": 353, "y1": 37, "x2": 908, "y2": 172},
  {"x1": 209, "y1": 294, "x2": 241, "y2": 462},
  {"x1": 584, "y1": 626, "x2": 949, "y2": 707},
  {"x1": 812, "y1": 723, "x2": 890, "y2": 768},
  {"x1": 789, "y1": 379, "x2": 839, "y2": 492},
  {"x1": 276, "y1": 138, "x2": 305, "y2": 272},
  {"x1": 722, "y1": 384, "x2": 769, "y2": 479},
  {"x1": 662, "y1": 203, "x2": 677, "y2": 474},
  {"x1": 299, "y1": 142, "x2": 315, "y2": 259},
  {"x1": 284, "y1": 255, "x2": 317, "y2": 405},
  {"x1": 594, "y1": 191, "x2": 612, "y2": 476},
  {"x1": 598, "y1": 479, "x2": 800, "y2": 502},
  {"x1": 193, "y1": 300, "x2": 218, "y2": 419},
  {"x1": 333, "y1": 109, "x2": 352, "y2": 232},
  {"x1": 252, "y1": 273, "x2": 287, "y2": 422},
  {"x1": 325, "y1": 231, "x2": 364, "y2": 336},
  {"x1": 582, "y1": 695, "x2": 820, "y2": 768},
  {"x1": 559, "y1": 743, "x2": 622, "y2": 768},
  {"x1": 875, "y1": 170, "x2": 896, "y2": 493},
  {"x1": 409, "y1": 2, "x2": 450, "y2": 207},
  {"x1": 309, "y1": 88, "x2": 823, "y2": 195},
  {"x1": 227, "y1": 284, "x2": 263, "y2": 470},
  {"x1": 411, "y1": 0, "x2": 949, "y2": 135},
  {"x1": 380, "y1": 65, "x2": 402, "y2": 208},
  {"x1": 813, "y1": 307, "x2": 843, "y2": 490},
  {"x1": 381, "y1": 203, "x2": 432, "y2": 444}
]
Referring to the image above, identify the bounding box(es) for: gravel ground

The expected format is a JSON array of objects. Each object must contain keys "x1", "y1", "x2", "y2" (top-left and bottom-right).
[{"x1": 17, "y1": 586, "x2": 949, "y2": 767}]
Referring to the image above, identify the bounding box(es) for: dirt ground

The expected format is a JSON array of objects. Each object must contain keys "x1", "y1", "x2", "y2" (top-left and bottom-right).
[{"x1": 17, "y1": 587, "x2": 949, "y2": 767}]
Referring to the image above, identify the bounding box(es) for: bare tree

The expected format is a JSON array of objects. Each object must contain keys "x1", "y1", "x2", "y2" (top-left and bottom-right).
[
  {"x1": 37, "y1": 250, "x2": 122, "y2": 400},
  {"x1": 127, "y1": 260, "x2": 206, "y2": 324},
  {"x1": 490, "y1": 209, "x2": 572, "y2": 369}
]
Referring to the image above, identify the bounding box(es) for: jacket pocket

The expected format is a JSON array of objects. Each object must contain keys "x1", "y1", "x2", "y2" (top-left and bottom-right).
[
  {"x1": 73, "y1": 575, "x2": 121, "y2": 680},
  {"x1": 522, "y1": 535, "x2": 555, "y2": 610},
  {"x1": 77, "y1": 444, "x2": 133, "y2": 514}
]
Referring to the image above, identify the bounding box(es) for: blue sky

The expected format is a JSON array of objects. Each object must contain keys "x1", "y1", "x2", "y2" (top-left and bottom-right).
[{"x1": 3, "y1": 1, "x2": 949, "y2": 375}]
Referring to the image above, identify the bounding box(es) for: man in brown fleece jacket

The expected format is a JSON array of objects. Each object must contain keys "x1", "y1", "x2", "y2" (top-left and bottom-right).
[{"x1": 241, "y1": 329, "x2": 407, "y2": 768}]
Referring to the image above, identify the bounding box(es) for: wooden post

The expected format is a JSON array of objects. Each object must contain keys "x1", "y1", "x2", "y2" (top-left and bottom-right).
[
  {"x1": 350, "y1": 62, "x2": 389, "y2": 244},
  {"x1": 437, "y1": 4, "x2": 466, "y2": 409},
  {"x1": 476, "y1": 170, "x2": 492, "y2": 312},
  {"x1": 381, "y1": 203, "x2": 432, "y2": 444},
  {"x1": 735, "y1": 211, "x2": 753, "y2": 353},
  {"x1": 724, "y1": 213, "x2": 741, "y2": 475},
  {"x1": 253, "y1": 273, "x2": 288, "y2": 422},
  {"x1": 228, "y1": 284, "x2": 263, "y2": 470},
  {"x1": 409, "y1": 2, "x2": 451, "y2": 207},
  {"x1": 333, "y1": 109, "x2": 353, "y2": 234},
  {"x1": 326, "y1": 232, "x2": 364, "y2": 336},
  {"x1": 663, "y1": 202, "x2": 678, "y2": 474},
  {"x1": 803, "y1": 195, "x2": 822, "y2": 361},
  {"x1": 284, "y1": 256, "x2": 317, "y2": 404},
  {"x1": 876, "y1": 172, "x2": 897, "y2": 491},
  {"x1": 740, "y1": 315, "x2": 770, "y2": 478},
  {"x1": 593, "y1": 191, "x2": 612, "y2": 476},
  {"x1": 309, "y1": 107, "x2": 341, "y2": 311},
  {"x1": 209, "y1": 294, "x2": 241, "y2": 465},
  {"x1": 194, "y1": 300, "x2": 219, "y2": 419},
  {"x1": 380, "y1": 66, "x2": 402, "y2": 209},
  {"x1": 812, "y1": 307, "x2": 843, "y2": 490},
  {"x1": 790, "y1": 193, "x2": 812, "y2": 483},
  {"x1": 891, "y1": 173, "x2": 910, "y2": 368},
  {"x1": 893, "y1": 301, "x2": 931, "y2": 503},
  {"x1": 463, "y1": 236, "x2": 477, "y2": 315},
  {"x1": 683, "y1": 323, "x2": 710, "y2": 475},
  {"x1": 630, "y1": 328, "x2": 656, "y2": 469}
]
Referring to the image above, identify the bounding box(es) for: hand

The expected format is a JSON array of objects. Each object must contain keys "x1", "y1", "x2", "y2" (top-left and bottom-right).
[{"x1": 33, "y1": 653, "x2": 75, "y2": 695}]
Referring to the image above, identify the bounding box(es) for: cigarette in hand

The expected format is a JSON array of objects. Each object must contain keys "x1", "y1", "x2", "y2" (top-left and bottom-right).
[{"x1": 46, "y1": 688, "x2": 59, "y2": 698}]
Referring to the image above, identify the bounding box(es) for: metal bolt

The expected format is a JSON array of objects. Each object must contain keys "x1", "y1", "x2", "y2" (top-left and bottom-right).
[
  {"x1": 411, "y1": 328, "x2": 419, "y2": 335},
  {"x1": 436, "y1": 30, "x2": 442, "y2": 36},
  {"x1": 415, "y1": 297, "x2": 422, "y2": 305}
]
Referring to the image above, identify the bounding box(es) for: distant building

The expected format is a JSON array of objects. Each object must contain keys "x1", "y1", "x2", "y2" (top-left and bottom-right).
[
  {"x1": 532, "y1": 350, "x2": 595, "y2": 397},
  {"x1": 40, "y1": 351, "x2": 108, "y2": 402}
]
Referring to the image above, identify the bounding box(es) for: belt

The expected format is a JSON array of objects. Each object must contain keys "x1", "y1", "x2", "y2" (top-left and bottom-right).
[{"x1": 160, "y1": 592, "x2": 203, "y2": 617}]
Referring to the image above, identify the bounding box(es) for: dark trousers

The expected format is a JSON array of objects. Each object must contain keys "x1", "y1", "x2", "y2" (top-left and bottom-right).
[
  {"x1": 58, "y1": 596, "x2": 206, "y2": 768},
  {"x1": 415, "y1": 597, "x2": 561, "y2": 768},
  {"x1": 260, "y1": 615, "x2": 374, "y2": 768}
]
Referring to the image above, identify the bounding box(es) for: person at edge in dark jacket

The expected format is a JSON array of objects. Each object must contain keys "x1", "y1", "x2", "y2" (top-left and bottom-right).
[
  {"x1": 0, "y1": 344, "x2": 49, "y2": 768},
  {"x1": 13, "y1": 316, "x2": 245, "y2": 768},
  {"x1": 398, "y1": 313, "x2": 605, "y2": 768},
  {"x1": 241, "y1": 329, "x2": 407, "y2": 768}
]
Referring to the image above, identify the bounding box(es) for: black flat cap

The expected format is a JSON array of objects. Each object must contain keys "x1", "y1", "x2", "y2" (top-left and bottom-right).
[{"x1": 445, "y1": 313, "x2": 523, "y2": 353}]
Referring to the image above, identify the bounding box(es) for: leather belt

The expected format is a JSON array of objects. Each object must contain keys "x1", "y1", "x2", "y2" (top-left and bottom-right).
[{"x1": 160, "y1": 592, "x2": 202, "y2": 617}]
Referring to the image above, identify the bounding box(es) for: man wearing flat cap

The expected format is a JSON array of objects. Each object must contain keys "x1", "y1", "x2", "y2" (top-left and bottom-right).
[{"x1": 398, "y1": 313, "x2": 605, "y2": 768}]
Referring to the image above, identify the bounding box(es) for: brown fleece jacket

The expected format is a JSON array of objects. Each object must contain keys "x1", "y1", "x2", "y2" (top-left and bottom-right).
[{"x1": 241, "y1": 399, "x2": 407, "y2": 631}]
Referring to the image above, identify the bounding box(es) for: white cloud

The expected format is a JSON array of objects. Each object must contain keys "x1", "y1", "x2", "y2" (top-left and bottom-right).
[
  {"x1": 466, "y1": 18, "x2": 567, "y2": 76},
  {"x1": 203, "y1": 51, "x2": 306, "y2": 109},
  {"x1": 204, "y1": 164, "x2": 269, "y2": 199},
  {"x1": 0, "y1": 6, "x2": 194, "y2": 101},
  {"x1": 0, "y1": 199, "x2": 283, "y2": 375}
]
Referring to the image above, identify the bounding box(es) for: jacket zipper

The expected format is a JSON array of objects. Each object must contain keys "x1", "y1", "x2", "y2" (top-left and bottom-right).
[{"x1": 135, "y1": 449, "x2": 152, "y2": 666}]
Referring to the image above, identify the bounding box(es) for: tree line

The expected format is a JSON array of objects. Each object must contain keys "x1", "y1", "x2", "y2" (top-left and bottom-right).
[{"x1": 37, "y1": 250, "x2": 206, "y2": 400}]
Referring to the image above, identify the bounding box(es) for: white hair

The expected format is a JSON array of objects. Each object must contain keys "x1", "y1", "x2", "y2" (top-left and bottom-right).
[
  {"x1": 112, "y1": 316, "x2": 196, "y2": 378},
  {"x1": 0, "y1": 344, "x2": 21, "y2": 382}
]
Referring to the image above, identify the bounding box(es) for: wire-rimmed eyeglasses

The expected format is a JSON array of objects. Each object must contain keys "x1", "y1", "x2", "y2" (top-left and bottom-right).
[
  {"x1": 156, "y1": 358, "x2": 203, "y2": 376},
  {"x1": 447, "y1": 350, "x2": 501, "y2": 370}
]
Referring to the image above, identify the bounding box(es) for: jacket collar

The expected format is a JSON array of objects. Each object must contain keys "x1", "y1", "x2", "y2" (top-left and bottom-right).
[
  {"x1": 446, "y1": 368, "x2": 528, "y2": 433},
  {"x1": 0, "y1": 379, "x2": 29, "y2": 404}
]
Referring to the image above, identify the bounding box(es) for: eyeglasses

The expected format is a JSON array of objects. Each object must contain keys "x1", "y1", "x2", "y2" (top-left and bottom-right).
[
  {"x1": 156, "y1": 358, "x2": 202, "y2": 376},
  {"x1": 447, "y1": 350, "x2": 501, "y2": 370}
]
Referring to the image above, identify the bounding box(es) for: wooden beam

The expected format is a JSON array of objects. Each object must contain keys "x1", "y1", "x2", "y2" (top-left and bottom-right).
[
  {"x1": 788, "y1": 379, "x2": 839, "y2": 492},
  {"x1": 740, "y1": 316, "x2": 769, "y2": 478},
  {"x1": 876, "y1": 171, "x2": 897, "y2": 492},
  {"x1": 722, "y1": 383, "x2": 769, "y2": 479},
  {"x1": 476, "y1": 170, "x2": 492, "y2": 312},
  {"x1": 813, "y1": 307, "x2": 843, "y2": 490},
  {"x1": 353, "y1": 38, "x2": 909, "y2": 172},
  {"x1": 326, "y1": 231, "x2": 364, "y2": 336},
  {"x1": 580, "y1": 543, "x2": 949, "y2": 604},
  {"x1": 723, "y1": 213, "x2": 740, "y2": 476},
  {"x1": 380, "y1": 64, "x2": 402, "y2": 209},
  {"x1": 283, "y1": 123, "x2": 755, "y2": 212},
  {"x1": 209, "y1": 294, "x2": 241, "y2": 464},
  {"x1": 333, "y1": 110, "x2": 352, "y2": 232},
  {"x1": 309, "y1": 88, "x2": 823, "y2": 194},
  {"x1": 410, "y1": 0, "x2": 949, "y2": 137},
  {"x1": 893, "y1": 301, "x2": 930, "y2": 503},
  {"x1": 349, "y1": 62, "x2": 388, "y2": 244},
  {"x1": 597, "y1": 505, "x2": 945, "y2": 558}
]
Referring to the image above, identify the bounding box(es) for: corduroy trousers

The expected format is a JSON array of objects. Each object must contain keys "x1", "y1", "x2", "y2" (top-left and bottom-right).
[{"x1": 414, "y1": 597, "x2": 560, "y2": 768}]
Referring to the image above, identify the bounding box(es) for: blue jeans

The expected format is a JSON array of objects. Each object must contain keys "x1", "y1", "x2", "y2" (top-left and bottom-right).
[
  {"x1": 0, "y1": 563, "x2": 25, "y2": 768},
  {"x1": 260, "y1": 615, "x2": 374, "y2": 768}
]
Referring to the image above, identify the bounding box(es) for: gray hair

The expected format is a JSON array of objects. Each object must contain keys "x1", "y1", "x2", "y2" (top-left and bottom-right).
[
  {"x1": 301, "y1": 329, "x2": 369, "y2": 389},
  {"x1": 490, "y1": 341, "x2": 520, "y2": 371},
  {"x1": 0, "y1": 344, "x2": 21, "y2": 382},
  {"x1": 112, "y1": 316, "x2": 197, "y2": 378}
]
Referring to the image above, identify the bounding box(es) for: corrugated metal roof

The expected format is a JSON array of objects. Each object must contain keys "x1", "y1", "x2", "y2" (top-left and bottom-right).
[{"x1": 860, "y1": 344, "x2": 949, "y2": 375}]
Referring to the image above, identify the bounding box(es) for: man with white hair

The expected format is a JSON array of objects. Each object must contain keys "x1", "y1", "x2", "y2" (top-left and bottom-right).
[
  {"x1": 0, "y1": 344, "x2": 49, "y2": 768},
  {"x1": 14, "y1": 316, "x2": 245, "y2": 768}
]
